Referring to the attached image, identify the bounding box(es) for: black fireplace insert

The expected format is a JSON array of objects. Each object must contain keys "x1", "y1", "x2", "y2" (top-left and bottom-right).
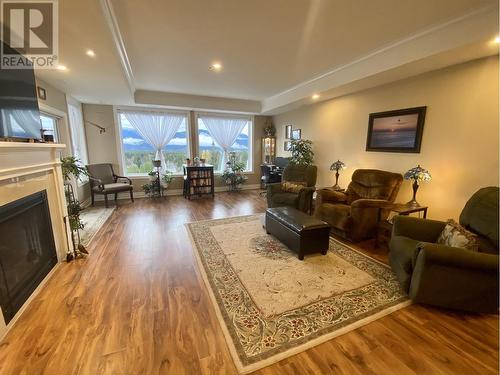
[{"x1": 0, "y1": 190, "x2": 58, "y2": 324}]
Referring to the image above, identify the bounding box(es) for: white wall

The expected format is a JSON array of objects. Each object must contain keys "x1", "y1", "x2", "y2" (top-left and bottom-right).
[{"x1": 273, "y1": 56, "x2": 499, "y2": 220}]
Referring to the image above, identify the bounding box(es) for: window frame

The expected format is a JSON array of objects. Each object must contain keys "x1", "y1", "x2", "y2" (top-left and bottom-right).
[
  {"x1": 195, "y1": 112, "x2": 253, "y2": 174},
  {"x1": 115, "y1": 106, "x2": 191, "y2": 178},
  {"x1": 39, "y1": 112, "x2": 60, "y2": 143},
  {"x1": 67, "y1": 99, "x2": 89, "y2": 187}
]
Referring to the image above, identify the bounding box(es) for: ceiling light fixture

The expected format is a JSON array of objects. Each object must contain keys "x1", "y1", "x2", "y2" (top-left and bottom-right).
[
  {"x1": 56, "y1": 64, "x2": 67, "y2": 71},
  {"x1": 86, "y1": 49, "x2": 96, "y2": 57},
  {"x1": 312, "y1": 94, "x2": 320, "y2": 100},
  {"x1": 209, "y1": 62, "x2": 222, "y2": 71},
  {"x1": 494, "y1": 36, "x2": 500, "y2": 44}
]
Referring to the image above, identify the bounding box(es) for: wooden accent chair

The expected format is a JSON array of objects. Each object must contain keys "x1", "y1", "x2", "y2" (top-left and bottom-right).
[{"x1": 86, "y1": 163, "x2": 134, "y2": 207}]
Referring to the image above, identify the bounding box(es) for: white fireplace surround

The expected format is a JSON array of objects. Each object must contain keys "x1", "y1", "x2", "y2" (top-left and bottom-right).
[{"x1": 0, "y1": 142, "x2": 69, "y2": 339}]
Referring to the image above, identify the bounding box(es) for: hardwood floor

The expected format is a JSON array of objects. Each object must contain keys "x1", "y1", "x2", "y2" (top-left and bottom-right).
[{"x1": 0, "y1": 191, "x2": 497, "y2": 374}]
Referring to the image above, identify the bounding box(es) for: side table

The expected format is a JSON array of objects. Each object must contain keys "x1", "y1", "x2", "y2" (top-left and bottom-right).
[{"x1": 375, "y1": 203, "x2": 428, "y2": 249}]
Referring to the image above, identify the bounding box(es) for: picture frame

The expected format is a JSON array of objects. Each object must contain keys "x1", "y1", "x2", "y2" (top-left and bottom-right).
[
  {"x1": 37, "y1": 86, "x2": 46, "y2": 100},
  {"x1": 292, "y1": 129, "x2": 301, "y2": 140},
  {"x1": 366, "y1": 106, "x2": 427, "y2": 153},
  {"x1": 285, "y1": 125, "x2": 292, "y2": 139},
  {"x1": 284, "y1": 140, "x2": 292, "y2": 151}
]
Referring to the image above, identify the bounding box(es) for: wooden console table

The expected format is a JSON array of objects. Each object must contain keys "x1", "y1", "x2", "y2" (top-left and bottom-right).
[{"x1": 183, "y1": 165, "x2": 215, "y2": 200}]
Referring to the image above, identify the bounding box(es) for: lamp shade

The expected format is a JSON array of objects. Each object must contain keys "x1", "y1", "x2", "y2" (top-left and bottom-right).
[
  {"x1": 404, "y1": 165, "x2": 431, "y2": 182},
  {"x1": 330, "y1": 160, "x2": 346, "y2": 171}
]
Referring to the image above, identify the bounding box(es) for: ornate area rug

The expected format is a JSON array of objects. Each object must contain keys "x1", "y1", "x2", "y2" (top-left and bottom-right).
[
  {"x1": 186, "y1": 215, "x2": 409, "y2": 374},
  {"x1": 79, "y1": 206, "x2": 115, "y2": 246}
]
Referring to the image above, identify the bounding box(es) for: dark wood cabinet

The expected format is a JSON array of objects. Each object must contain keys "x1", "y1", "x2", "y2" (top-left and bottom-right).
[{"x1": 183, "y1": 165, "x2": 215, "y2": 200}]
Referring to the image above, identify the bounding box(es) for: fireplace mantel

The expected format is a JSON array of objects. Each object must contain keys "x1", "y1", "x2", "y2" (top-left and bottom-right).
[{"x1": 0, "y1": 141, "x2": 70, "y2": 339}]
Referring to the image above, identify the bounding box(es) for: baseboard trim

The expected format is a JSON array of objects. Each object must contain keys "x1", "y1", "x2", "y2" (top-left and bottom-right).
[{"x1": 92, "y1": 184, "x2": 261, "y2": 201}]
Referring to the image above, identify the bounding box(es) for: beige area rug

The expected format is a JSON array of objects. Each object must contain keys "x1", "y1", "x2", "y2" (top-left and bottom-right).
[
  {"x1": 79, "y1": 206, "x2": 115, "y2": 246},
  {"x1": 186, "y1": 214, "x2": 410, "y2": 374}
]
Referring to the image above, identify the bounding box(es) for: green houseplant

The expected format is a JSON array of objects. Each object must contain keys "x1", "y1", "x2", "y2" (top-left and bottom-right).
[
  {"x1": 221, "y1": 152, "x2": 248, "y2": 191},
  {"x1": 60, "y1": 156, "x2": 89, "y2": 260},
  {"x1": 290, "y1": 139, "x2": 314, "y2": 166}
]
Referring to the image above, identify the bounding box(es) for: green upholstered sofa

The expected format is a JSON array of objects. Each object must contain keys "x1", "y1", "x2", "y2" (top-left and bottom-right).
[
  {"x1": 389, "y1": 187, "x2": 499, "y2": 313},
  {"x1": 266, "y1": 164, "x2": 317, "y2": 213}
]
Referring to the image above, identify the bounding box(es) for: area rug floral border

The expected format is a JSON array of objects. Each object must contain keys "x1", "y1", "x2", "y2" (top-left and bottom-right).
[{"x1": 186, "y1": 214, "x2": 409, "y2": 374}]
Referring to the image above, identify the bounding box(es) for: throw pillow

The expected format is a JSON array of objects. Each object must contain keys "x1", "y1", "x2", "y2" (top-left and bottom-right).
[
  {"x1": 437, "y1": 219, "x2": 479, "y2": 251},
  {"x1": 281, "y1": 181, "x2": 306, "y2": 193}
]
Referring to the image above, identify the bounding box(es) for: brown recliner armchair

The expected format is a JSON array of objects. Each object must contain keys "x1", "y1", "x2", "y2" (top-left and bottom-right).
[
  {"x1": 86, "y1": 163, "x2": 134, "y2": 207},
  {"x1": 267, "y1": 164, "x2": 317, "y2": 213},
  {"x1": 315, "y1": 169, "x2": 403, "y2": 242}
]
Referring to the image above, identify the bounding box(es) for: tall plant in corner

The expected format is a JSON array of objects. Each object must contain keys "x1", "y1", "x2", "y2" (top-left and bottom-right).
[
  {"x1": 290, "y1": 139, "x2": 314, "y2": 166},
  {"x1": 61, "y1": 156, "x2": 89, "y2": 261}
]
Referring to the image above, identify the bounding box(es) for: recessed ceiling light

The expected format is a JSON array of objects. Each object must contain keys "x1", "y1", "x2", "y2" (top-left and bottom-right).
[
  {"x1": 312, "y1": 94, "x2": 320, "y2": 100},
  {"x1": 209, "y1": 62, "x2": 222, "y2": 71},
  {"x1": 86, "y1": 49, "x2": 96, "y2": 57},
  {"x1": 56, "y1": 64, "x2": 67, "y2": 71}
]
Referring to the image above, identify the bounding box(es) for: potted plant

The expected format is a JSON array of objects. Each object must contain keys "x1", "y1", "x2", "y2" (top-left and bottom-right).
[
  {"x1": 60, "y1": 156, "x2": 88, "y2": 261},
  {"x1": 221, "y1": 153, "x2": 248, "y2": 191},
  {"x1": 161, "y1": 170, "x2": 173, "y2": 188},
  {"x1": 142, "y1": 183, "x2": 153, "y2": 197},
  {"x1": 289, "y1": 139, "x2": 314, "y2": 166},
  {"x1": 148, "y1": 170, "x2": 157, "y2": 182}
]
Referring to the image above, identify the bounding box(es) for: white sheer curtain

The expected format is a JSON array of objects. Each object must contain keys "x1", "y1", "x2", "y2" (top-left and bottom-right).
[
  {"x1": 199, "y1": 116, "x2": 248, "y2": 167},
  {"x1": 9, "y1": 109, "x2": 41, "y2": 138},
  {"x1": 124, "y1": 111, "x2": 184, "y2": 173}
]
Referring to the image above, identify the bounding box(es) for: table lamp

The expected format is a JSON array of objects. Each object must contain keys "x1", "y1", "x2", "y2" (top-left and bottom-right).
[
  {"x1": 330, "y1": 160, "x2": 346, "y2": 191},
  {"x1": 404, "y1": 165, "x2": 431, "y2": 206}
]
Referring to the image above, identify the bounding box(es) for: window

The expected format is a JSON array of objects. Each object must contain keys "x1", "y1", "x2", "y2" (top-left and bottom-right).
[
  {"x1": 197, "y1": 114, "x2": 252, "y2": 173},
  {"x1": 68, "y1": 102, "x2": 89, "y2": 184},
  {"x1": 118, "y1": 111, "x2": 189, "y2": 176},
  {"x1": 39, "y1": 113, "x2": 59, "y2": 142}
]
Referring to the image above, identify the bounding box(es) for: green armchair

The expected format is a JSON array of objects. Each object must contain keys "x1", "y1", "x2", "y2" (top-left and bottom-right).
[
  {"x1": 389, "y1": 187, "x2": 499, "y2": 313},
  {"x1": 266, "y1": 164, "x2": 317, "y2": 213}
]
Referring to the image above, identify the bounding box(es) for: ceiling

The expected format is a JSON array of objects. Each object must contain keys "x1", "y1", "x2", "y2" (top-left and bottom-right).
[{"x1": 35, "y1": 0, "x2": 499, "y2": 113}]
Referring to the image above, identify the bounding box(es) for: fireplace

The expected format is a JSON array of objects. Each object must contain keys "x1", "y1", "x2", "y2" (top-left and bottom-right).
[{"x1": 0, "y1": 190, "x2": 58, "y2": 324}]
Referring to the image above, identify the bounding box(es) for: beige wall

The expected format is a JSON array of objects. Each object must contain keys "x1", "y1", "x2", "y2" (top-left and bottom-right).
[
  {"x1": 82, "y1": 104, "x2": 269, "y2": 192},
  {"x1": 273, "y1": 56, "x2": 499, "y2": 220},
  {"x1": 35, "y1": 78, "x2": 91, "y2": 203}
]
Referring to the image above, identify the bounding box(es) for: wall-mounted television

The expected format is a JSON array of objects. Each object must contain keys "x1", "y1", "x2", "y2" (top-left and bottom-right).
[{"x1": 0, "y1": 41, "x2": 42, "y2": 140}]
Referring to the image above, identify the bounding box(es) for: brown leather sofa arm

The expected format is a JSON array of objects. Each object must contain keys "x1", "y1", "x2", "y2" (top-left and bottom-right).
[
  {"x1": 114, "y1": 174, "x2": 132, "y2": 184},
  {"x1": 416, "y1": 242, "x2": 499, "y2": 272},
  {"x1": 392, "y1": 216, "x2": 446, "y2": 243},
  {"x1": 316, "y1": 189, "x2": 347, "y2": 203},
  {"x1": 350, "y1": 198, "x2": 393, "y2": 209}
]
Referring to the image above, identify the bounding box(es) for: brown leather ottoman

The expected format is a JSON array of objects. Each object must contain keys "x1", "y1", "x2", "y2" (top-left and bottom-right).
[{"x1": 265, "y1": 207, "x2": 331, "y2": 260}]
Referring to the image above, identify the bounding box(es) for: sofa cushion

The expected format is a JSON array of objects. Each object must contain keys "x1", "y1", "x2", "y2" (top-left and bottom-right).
[
  {"x1": 281, "y1": 181, "x2": 306, "y2": 193},
  {"x1": 437, "y1": 219, "x2": 479, "y2": 252},
  {"x1": 93, "y1": 182, "x2": 132, "y2": 192}
]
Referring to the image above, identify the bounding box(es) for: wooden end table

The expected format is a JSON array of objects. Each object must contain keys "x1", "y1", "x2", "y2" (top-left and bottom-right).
[{"x1": 375, "y1": 203, "x2": 428, "y2": 249}]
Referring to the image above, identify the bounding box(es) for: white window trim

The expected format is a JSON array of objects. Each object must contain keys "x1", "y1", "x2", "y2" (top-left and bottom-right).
[
  {"x1": 113, "y1": 105, "x2": 191, "y2": 178},
  {"x1": 66, "y1": 96, "x2": 89, "y2": 187},
  {"x1": 195, "y1": 111, "x2": 254, "y2": 174}
]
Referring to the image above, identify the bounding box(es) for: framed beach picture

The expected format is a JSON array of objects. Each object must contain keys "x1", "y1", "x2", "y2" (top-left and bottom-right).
[
  {"x1": 366, "y1": 106, "x2": 427, "y2": 153},
  {"x1": 285, "y1": 125, "x2": 292, "y2": 139},
  {"x1": 292, "y1": 129, "x2": 301, "y2": 140}
]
